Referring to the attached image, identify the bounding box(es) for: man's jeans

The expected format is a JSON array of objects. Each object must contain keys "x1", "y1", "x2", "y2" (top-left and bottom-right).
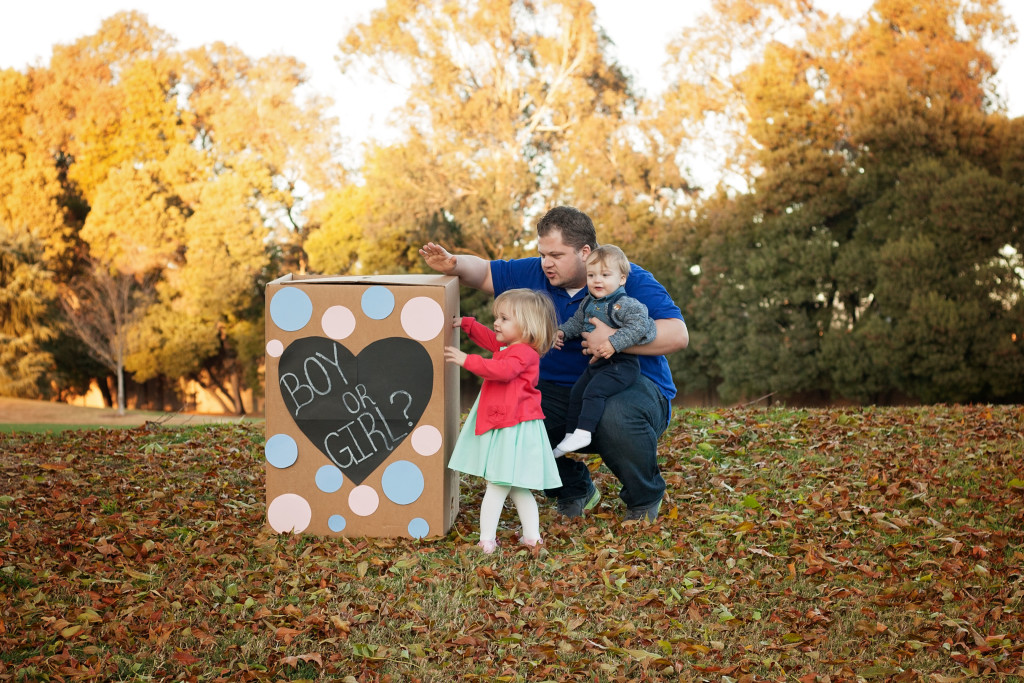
[{"x1": 540, "y1": 375, "x2": 669, "y2": 509}]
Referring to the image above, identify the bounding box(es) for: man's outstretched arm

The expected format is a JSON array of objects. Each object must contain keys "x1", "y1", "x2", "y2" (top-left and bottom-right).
[
  {"x1": 419, "y1": 243, "x2": 494, "y2": 294},
  {"x1": 583, "y1": 317, "x2": 688, "y2": 356}
]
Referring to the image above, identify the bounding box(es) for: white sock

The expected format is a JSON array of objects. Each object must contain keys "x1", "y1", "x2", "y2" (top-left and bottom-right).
[
  {"x1": 479, "y1": 482, "x2": 511, "y2": 542},
  {"x1": 554, "y1": 429, "x2": 591, "y2": 456},
  {"x1": 508, "y1": 487, "x2": 540, "y2": 543}
]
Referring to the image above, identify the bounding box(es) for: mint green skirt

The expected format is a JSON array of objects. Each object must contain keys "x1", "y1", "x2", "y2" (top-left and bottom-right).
[{"x1": 448, "y1": 395, "x2": 562, "y2": 490}]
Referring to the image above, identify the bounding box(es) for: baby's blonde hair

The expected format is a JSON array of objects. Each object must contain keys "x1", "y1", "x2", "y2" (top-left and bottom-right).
[
  {"x1": 586, "y1": 244, "x2": 631, "y2": 280},
  {"x1": 493, "y1": 288, "x2": 558, "y2": 355}
]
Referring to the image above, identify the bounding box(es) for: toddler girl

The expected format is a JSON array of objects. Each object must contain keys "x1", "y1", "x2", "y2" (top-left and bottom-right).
[{"x1": 444, "y1": 288, "x2": 562, "y2": 553}]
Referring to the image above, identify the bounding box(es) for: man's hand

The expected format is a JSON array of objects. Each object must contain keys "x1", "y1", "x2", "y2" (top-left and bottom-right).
[
  {"x1": 581, "y1": 317, "x2": 614, "y2": 356},
  {"x1": 418, "y1": 242, "x2": 495, "y2": 293},
  {"x1": 583, "y1": 316, "x2": 689, "y2": 356},
  {"x1": 419, "y1": 243, "x2": 457, "y2": 275}
]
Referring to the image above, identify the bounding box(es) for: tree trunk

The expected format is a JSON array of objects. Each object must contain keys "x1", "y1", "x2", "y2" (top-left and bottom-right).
[
  {"x1": 231, "y1": 370, "x2": 246, "y2": 415},
  {"x1": 98, "y1": 377, "x2": 114, "y2": 408},
  {"x1": 116, "y1": 360, "x2": 126, "y2": 415}
]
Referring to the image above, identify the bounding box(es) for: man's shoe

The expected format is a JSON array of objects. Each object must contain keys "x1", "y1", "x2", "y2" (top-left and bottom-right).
[
  {"x1": 624, "y1": 499, "x2": 662, "y2": 523},
  {"x1": 557, "y1": 486, "x2": 601, "y2": 519}
]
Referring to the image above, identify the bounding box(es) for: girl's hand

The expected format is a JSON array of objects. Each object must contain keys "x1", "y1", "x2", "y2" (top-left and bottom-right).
[
  {"x1": 553, "y1": 330, "x2": 565, "y2": 350},
  {"x1": 444, "y1": 345, "x2": 468, "y2": 367},
  {"x1": 452, "y1": 316, "x2": 463, "y2": 328}
]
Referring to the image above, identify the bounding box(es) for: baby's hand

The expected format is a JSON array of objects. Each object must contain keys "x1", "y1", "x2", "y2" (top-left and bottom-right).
[
  {"x1": 444, "y1": 345, "x2": 467, "y2": 367},
  {"x1": 594, "y1": 340, "x2": 615, "y2": 359},
  {"x1": 553, "y1": 330, "x2": 565, "y2": 349}
]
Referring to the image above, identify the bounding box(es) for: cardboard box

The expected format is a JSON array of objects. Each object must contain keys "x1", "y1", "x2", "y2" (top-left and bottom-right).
[{"x1": 264, "y1": 273, "x2": 461, "y2": 538}]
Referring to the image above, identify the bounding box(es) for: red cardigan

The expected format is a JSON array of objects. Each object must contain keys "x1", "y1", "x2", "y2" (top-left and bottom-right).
[{"x1": 460, "y1": 317, "x2": 546, "y2": 435}]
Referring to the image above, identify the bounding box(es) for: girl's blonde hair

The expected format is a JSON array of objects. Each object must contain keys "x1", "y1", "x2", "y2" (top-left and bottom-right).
[{"x1": 493, "y1": 288, "x2": 558, "y2": 355}]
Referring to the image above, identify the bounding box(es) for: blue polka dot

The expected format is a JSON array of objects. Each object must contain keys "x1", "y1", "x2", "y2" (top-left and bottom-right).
[
  {"x1": 328, "y1": 515, "x2": 347, "y2": 532},
  {"x1": 265, "y1": 434, "x2": 298, "y2": 469},
  {"x1": 361, "y1": 286, "x2": 395, "y2": 320},
  {"x1": 381, "y1": 460, "x2": 424, "y2": 505},
  {"x1": 269, "y1": 287, "x2": 313, "y2": 331},
  {"x1": 408, "y1": 518, "x2": 429, "y2": 539},
  {"x1": 315, "y1": 465, "x2": 345, "y2": 493}
]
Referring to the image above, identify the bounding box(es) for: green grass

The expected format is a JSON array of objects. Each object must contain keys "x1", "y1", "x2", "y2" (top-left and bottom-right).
[
  {"x1": 0, "y1": 422, "x2": 140, "y2": 433},
  {"x1": 0, "y1": 417, "x2": 264, "y2": 434}
]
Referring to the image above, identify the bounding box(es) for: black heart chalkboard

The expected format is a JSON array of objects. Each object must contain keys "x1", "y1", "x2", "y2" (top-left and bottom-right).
[{"x1": 277, "y1": 337, "x2": 432, "y2": 485}]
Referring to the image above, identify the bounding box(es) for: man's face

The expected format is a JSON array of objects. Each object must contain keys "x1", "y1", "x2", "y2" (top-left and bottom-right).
[{"x1": 538, "y1": 230, "x2": 589, "y2": 290}]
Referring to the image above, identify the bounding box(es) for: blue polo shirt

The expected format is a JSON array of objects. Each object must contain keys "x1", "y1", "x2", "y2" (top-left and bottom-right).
[{"x1": 490, "y1": 257, "x2": 683, "y2": 401}]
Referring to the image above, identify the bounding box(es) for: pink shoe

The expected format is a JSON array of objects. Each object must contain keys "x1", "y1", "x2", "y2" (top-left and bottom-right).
[
  {"x1": 520, "y1": 537, "x2": 543, "y2": 547},
  {"x1": 477, "y1": 539, "x2": 498, "y2": 554}
]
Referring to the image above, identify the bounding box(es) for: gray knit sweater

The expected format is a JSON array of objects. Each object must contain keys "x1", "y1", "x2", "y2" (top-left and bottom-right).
[{"x1": 559, "y1": 287, "x2": 657, "y2": 353}]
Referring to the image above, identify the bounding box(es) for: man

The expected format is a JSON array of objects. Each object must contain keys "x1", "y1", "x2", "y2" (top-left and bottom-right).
[{"x1": 419, "y1": 206, "x2": 688, "y2": 522}]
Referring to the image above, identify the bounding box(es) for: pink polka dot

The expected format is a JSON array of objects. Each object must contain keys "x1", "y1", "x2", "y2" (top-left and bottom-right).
[
  {"x1": 321, "y1": 306, "x2": 356, "y2": 339},
  {"x1": 411, "y1": 425, "x2": 442, "y2": 455},
  {"x1": 266, "y1": 339, "x2": 284, "y2": 357},
  {"x1": 348, "y1": 485, "x2": 380, "y2": 516},
  {"x1": 266, "y1": 493, "x2": 312, "y2": 533},
  {"x1": 400, "y1": 297, "x2": 444, "y2": 341}
]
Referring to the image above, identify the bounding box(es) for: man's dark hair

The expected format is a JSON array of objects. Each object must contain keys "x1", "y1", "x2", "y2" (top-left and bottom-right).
[{"x1": 536, "y1": 206, "x2": 598, "y2": 252}]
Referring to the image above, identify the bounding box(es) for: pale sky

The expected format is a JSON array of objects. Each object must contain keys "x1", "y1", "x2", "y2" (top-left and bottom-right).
[{"x1": 2, "y1": 0, "x2": 1021, "y2": 155}]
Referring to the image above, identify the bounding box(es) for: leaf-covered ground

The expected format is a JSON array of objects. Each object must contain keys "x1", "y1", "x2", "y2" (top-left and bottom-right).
[{"x1": 1, "y1": 406, "x2": 1022, "y2": 682}]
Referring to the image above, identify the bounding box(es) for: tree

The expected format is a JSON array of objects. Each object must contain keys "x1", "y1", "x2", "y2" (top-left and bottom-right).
[
  {"x1": 60, "y1": 261, "x2": 155, "y2": 414},
  {"x1": 127, "y1": 169, "x2": 272, "y2": 414},
  {"x1": 315, "y1": 0, "x2": 688, "y2": 279},
  {"x1": 0, "y1": 225, "x2": 58, "y2": 397},
  {"x1": 655, "y1": 0, "x2": 1024, "y2": 403},
  {"x1": 79, "y1": 162, "x2": 186, "y2": 275},
  {"x1": 834, "y1": 154, "x2": 1024, "y2": 402},
  {"x1": 660, "y1": 1, "x2": 857, "y2": 401},
  {"x1": 6, "y1": 11, "x2": 345, "y2": 409},
  {"x1": 659, "y1": 0, "x2": 1020, "y2": 404},
  {"x1": 823, "y1": 0, "x2": 1022, "y2": 403},
  {"x1": 0, "y1": 69, "x2": 71, "y2": 399},
  {"x1": 0, "y1": 69, "x2": 71, "y2": 270}
]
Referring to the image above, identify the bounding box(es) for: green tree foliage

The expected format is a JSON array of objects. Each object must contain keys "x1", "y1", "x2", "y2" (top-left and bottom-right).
[
  {"x1": 128, "y1": 169, "x2": 272, "y2": 413},
  {"x1": 0, "y1": 226, "x2": 58, "y2": 397},
  {"x1": 823, "y1": 0, "x2": 1023, "y2": 403},
  {"x1": 666, "y1": 0, "x2": 1022, "y2": 404}
]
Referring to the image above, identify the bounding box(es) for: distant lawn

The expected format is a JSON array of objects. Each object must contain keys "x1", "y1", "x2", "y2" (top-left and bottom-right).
[
  {"x1": 0, "y1": 419, "x2": 268, "y2": 436},
  {"x1": 1, "y1": 419, "x2": 262, "y2": 433},
  {"x1": 0, "y1": 423, "x2": 142, "y2": 434},
  {"x1": 1, "y1": 406, "x2": 1021, "y2": 681},
  {"x1": 0, "y1": 402, "x2": 264, "y2": 433}
]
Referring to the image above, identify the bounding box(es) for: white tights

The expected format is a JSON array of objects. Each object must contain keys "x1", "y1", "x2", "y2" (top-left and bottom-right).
[{"x1": 478, "y1": 482, "x2": 540, "y2": 544}]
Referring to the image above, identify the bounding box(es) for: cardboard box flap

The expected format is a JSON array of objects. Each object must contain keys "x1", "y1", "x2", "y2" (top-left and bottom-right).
[{"x1": 273, "y1": 273, "x2": 456, "y2": 287}]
